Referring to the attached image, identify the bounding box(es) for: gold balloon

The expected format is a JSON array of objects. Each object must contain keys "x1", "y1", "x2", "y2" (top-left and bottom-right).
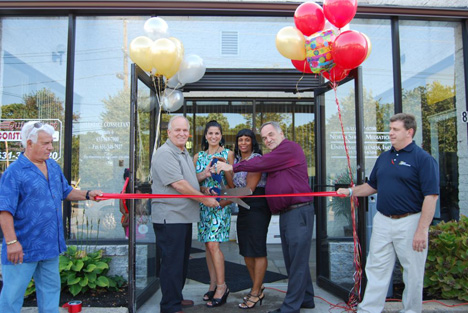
[
  {"x1": 276, "y1": 26, "x2": 306, "y2": 61},
  {"x1": 150, "y1": 38, "x2": 182, "y2": 78},
  {"x1": 169, "y1": 37, "x2": 184, "y2": 61},
  {"x1": 362, "y1": 33, "x2": 372, "y2": 61},
  {"x1": 129, "y1": 36, "x2": 154, "y2": 72},
  {"x1": 168, "y1": 37, "x2": 184, "y2": 78}
]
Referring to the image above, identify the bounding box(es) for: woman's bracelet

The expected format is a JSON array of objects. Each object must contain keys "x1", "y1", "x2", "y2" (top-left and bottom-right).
[{"x1": 348, "y1": 188, "x2": 353, "y2": 197}]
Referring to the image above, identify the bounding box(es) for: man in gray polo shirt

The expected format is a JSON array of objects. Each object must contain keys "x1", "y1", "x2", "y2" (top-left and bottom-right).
[{"x1": 151, "y1": 115, "x2": 219, "y2": 313}]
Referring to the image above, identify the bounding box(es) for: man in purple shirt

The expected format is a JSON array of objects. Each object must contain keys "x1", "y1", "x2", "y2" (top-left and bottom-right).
[{"x1": 217, "y1": 121, "x2": 315, "y2": 313}]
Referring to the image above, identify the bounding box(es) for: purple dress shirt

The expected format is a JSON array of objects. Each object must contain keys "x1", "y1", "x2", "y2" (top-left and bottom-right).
[{"x1": 233, "y1": 139, "x2": 313, "y2": 213}]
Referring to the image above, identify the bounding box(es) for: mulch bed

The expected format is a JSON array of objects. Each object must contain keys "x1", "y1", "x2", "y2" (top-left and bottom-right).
[{"x1": 23, "y1": 286, "x2": 128, "y2": 308}]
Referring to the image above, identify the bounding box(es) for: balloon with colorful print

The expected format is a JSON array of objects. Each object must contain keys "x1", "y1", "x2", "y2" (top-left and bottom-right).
[{"x1": 305, "y1": 29, "x2": 336, "y2": 74}]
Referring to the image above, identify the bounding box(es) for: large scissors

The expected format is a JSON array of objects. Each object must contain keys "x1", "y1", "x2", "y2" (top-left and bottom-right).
[{"x1": 209, "y1": 158, "x2": 252, "y2": 209}]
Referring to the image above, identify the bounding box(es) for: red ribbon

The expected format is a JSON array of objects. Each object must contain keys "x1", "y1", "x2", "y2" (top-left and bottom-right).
[{"x1": 96, "y1": 191, "x2": 345, "y2": 201}]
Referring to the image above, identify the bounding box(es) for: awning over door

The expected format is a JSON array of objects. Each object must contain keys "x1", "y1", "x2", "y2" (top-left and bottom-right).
[{"x1": 183, "y1": 69, "x2": 321, "y2": 92}]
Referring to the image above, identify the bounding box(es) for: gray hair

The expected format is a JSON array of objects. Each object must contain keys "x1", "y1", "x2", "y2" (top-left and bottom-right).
[
  {"x1": 260, "y1": 121, "x2": 283, "y2": 134},
  {"x1": 167, "y1": 115, "x2": 190, "y2": 131},
  {"x1": 21, "y1": 121, "x2": 55, "y2": 148}
]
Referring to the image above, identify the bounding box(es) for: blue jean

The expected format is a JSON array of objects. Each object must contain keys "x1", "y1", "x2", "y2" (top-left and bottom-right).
[{"x1": 0, "y1": 256, "x2": 60, "y2": 313}]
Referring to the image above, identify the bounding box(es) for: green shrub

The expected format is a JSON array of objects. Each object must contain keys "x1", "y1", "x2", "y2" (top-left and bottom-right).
[
  {"x1": 25, "y1": 246, "x2": 125, "y2": 297},
  {"x1": 424, "y1": 215, "x2": 468, "y2": 301},
  {"x1": 59, "y1": 245, "x2": 125, "y2": 296}
]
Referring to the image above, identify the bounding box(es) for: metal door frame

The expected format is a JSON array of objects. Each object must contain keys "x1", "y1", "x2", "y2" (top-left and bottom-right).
[
  {"x1": 129, "y1": 64, "x2": 160, "y2": 313},
  {"x1": 313, "y1": 67, "x2": 368, "y2": 301}
]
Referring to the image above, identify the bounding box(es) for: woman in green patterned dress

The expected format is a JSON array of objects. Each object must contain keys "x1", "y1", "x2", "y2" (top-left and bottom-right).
[{"x1": 194, "y1": 120, "x2": 234, "y2": 307}]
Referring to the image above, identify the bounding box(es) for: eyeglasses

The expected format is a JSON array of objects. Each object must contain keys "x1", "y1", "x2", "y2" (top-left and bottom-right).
[{"x1": 33, "y1": 122, "x2": 43, "y2": 128}]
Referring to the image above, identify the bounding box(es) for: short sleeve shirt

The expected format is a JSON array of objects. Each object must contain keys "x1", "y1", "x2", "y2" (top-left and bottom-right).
[
  {"x1": 0, "y1": 153, "x2": 73, "y2": 264},
  {"x1": 233, "y1": 153, "x2": 267, "y2": 188},
  {"x1": 151, "y1": 139, "x2": 200, "y2": 224},
  {"x1": 367, "y1": 141, "x2": 439, "y2": 216}
]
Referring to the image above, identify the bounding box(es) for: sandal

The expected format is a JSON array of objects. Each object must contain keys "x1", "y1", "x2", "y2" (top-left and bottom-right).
[
  {"x1": 206, "y1": 284, "x2": 229, "y2": 308},
  {"x1": 203, "y1": 286, "x2": 217, "y2": 301},
  {"x1": 243, "y1": 285, "x2": 265, "y2": 301},
  {"x1": 239, "y1": 292, "x2": 265, "y2": 309}
]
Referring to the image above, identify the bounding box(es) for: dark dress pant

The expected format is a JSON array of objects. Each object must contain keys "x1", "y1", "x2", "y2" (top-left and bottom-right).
[
  {"x1": 279, "y1": 203, "x2": 315, "y2": 313},
  {"x1": 153, "y1": 222, "x2": 192, "y2": 313}
]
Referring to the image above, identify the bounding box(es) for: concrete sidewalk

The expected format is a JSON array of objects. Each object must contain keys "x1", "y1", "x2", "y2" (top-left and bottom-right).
[{"x1": 136, "y1": 282, "x2": 468, "y2": 313}]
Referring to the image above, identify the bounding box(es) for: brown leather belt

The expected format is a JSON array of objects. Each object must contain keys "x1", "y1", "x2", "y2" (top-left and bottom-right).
[
  {"x1": 281, "y1": 201, "x2": 313, "y2": 214},
  {"x1": 381, "y1": 212, "x2": 418, "y2": 219}
]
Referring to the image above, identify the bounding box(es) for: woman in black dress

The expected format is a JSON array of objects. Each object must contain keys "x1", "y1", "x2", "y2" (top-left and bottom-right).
[{"x1": 233, "y1": 129, "x2": 271, "y2": 309}]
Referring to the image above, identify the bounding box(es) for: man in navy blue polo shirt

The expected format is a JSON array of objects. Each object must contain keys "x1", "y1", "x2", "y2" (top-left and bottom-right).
[{"x1": 337, "y1": 113, "x2": 439, "y2": 313}]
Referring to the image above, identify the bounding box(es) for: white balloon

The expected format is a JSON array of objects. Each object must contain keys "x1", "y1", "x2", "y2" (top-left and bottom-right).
[
  {"x1": 144, "y1": 17, "x2": 169, "y2": 40},
  {"x1": 138, "y1": 98, "x2": 156, "y2": 113},
  {"x1": 324, "y1": 19, "x2": 350, "y2": 35},
  {"x1": 165, "y1": 75, "x2": 185, "y2": 89},
  {"x1": 161, "y1": 88, "x2": 184, "y2": 112},
  {"x1": 177, "y1": 54, "x2": 206, "y2": 85}
]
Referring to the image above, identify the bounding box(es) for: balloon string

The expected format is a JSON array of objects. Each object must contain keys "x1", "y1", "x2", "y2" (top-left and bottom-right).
[
  {"x1": 333, "y1": 84, "x2": 362, "y2": 309},
  {"x1": 151, "y1": 74, "x2": 165, "y2": 100},
  {"x1": 96, "y1": 191, "x2": 346, "y2": 201},
  {"x1": 296, "y1": 62, "x2": 307, "y2": 93},
  {"x1": 149, "y1": 74, "x2": 163, "y2": 164}
]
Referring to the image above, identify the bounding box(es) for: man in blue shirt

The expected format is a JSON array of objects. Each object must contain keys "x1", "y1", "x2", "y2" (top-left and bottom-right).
[
  {"x1": 0, "y1": 121, "x2": 103, "y2": 313},
  {"x1": 338, "y1": 113, "x2": 439, "y2": 313}
]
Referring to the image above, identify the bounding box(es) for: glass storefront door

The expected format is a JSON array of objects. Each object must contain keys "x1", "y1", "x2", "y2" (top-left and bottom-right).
[
  {"x1": 128, "y1": 65, "x2": 159, "y2": 312},
  {"x1": 314, "y1": 70, "x2": 368, "y2": 302}
]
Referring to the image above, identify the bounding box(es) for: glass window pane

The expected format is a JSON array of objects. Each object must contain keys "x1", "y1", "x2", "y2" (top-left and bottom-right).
[
  {"x1": 162, "y1": 16, "x2": 295, "y2": 69},
  {"x1": 400, "y1": 20, "x2": 463, "y2": 221},
  {"x1": 71, "y1": 16, "x2": 148, "y2": 240},
  {"x1": 0, "y1": 17, "x2": 68, "y2": 172},
  {"x1": 352, "y1": 18, "x2": 394, "y2": 174}
]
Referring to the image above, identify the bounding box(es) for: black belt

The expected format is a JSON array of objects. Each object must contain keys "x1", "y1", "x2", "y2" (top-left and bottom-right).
[
  {"x1": 381, "y1": 212, "x2": 418, "y2": 219},
  {"x1": 281, "y1": 201, "x2": 312, "y2": 214}
]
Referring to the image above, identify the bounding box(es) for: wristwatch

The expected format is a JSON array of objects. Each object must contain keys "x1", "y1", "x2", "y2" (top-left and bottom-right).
[{"x1": 86, "y1": 190, "x2": 91, "y2": 200}]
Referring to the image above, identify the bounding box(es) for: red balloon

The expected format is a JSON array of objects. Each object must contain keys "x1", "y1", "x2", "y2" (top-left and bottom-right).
[
  {"x1": 332, "y1": 30, "x2": 368, "y2": 70},
  {"x1": 323, "y1": 0, "x2": 357, "y2": 29},
  {"x1": 291, "y1": 59, "x2": 313, "y2": 74},
  {"x1": 322, "y1": 65, "x2": 350, "y2": 82},
  {"x1": 294, "y1": 2, "x2": 325, "y2": 37}
]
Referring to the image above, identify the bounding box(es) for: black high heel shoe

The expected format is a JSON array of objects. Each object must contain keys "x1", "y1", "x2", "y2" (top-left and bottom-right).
[
  {"x1": 203, "y1": 286, "x2": 217, "y2": 301},
  {"x1": 239, "y1": 292, "x2": 265, "y2": 309},
  {"x1": 206, "y1": 284, "x2": 229, "y2": 308},
  {"x1": 243, "y1": 285, "x2": 265, "y2": 301}
]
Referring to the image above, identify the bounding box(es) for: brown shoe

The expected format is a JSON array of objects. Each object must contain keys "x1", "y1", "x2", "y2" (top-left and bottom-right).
[{"x1": 181, "y1": 299, "x2": 194, "y2": 307}]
